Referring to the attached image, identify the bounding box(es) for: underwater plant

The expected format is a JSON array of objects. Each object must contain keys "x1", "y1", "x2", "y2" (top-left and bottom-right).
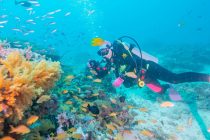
[{"x1": 0, "y1": 50, "x2": 61, "y2": 136}]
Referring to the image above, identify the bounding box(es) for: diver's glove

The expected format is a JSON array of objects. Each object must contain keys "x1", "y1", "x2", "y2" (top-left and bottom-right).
[{"x1": 112, "y1": 75, "x2": 125, "y2": 87}]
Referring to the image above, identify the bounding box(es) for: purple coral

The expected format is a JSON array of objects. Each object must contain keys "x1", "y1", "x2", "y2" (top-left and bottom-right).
[{"x1": 56, "y1": 112, "x2": 69, "y2": 128}]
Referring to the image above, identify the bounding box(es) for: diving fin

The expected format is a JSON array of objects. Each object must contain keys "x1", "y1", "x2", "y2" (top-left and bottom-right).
[{"x1": 168, "y1": 85, "x2": 182, "y2": 101}]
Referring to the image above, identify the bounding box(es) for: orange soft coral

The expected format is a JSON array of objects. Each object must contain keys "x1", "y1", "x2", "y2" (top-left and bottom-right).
[{"x1": 0, "y1": 51, "x2": 61, "y2": 121}]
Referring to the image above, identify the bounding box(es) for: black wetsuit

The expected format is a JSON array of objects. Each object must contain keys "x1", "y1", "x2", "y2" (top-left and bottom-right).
[{"x1": 94, "y1": 40, "x2": 210, "y2": 93}]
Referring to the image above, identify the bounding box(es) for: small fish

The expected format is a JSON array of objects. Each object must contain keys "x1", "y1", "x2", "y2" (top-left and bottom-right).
[
  {"x1": 62, "y1": 90, "x2": 68, "y2": 94},
  {"x1": 26, "y1": 7, "x2": 33, "y2": 11},
  {"x1": 49, "y1": 22, "x2": 56, "y2": 25},
  {"x1": 91, "y1": 93, "x2": 99, "y2": 97},
  {"x1": 23, "y1": 32, "x2": 29, "y2": 36},
  {"x1": 0, "y1": 136, "x2": 15, "y2": 140},
  {"x1": 28, "y1": 30, "x2": 34, "y2": 33},
  {"x1": 139, "y1": 108, "x2": 148, "y2": 112},
  {"x1": 51, "y1": 29, "x2": 57, "y2": 34},
  {"x1": 65, "y1": 12, "x2": 71, "y2": 16},
  {"x1": 160, "y1": 101, "x2": 174, "y2": 108},
  {"x1": 86, "y1": 75, "x2": 93, "y2": 79},
  {"x1": 106, "y1": 124, "x2": 116, "y2": 131},
  {"x1": 81, "y1": 107, "x2": 87, "y2": 112},
  {"x1": 188, "y1": 117, "x2": 193, "y2": 126},
  {"x1": 26, "y1": 115, "x2": 39, "y2": 125},
  {"x1": 15, "y1": 0, "x2": 32, "y2": 7},
  {"x1": 71, "y1": 133, "x2": 83, "y2": 139},
  {"x1": 26, "y1": 19, "x2": 34, "y2": 22},
  {"x1": 65, "y1": 101, "x2": 73, "y2": 105},
  {"x1": 91, "y1": 37, "x2": 105, "y2": 46},
  {"x1": 0, "y1": 25, "x2": 4, "y2": 28},
  {"x1": 36, "y1": 95, "x2": 51, "y2": 103},
  {"x1": 140, "y1": 130, "x2": 154, "y2": 137},
  {"x1": 56, "y1": 132, "x2": 69, "y2": 140},
  {"x1": 34, "y1": 3, "x2": 40, "y2": 7},
  {"x1": 14, "y1": 44, "x2": 22, "y2": 47},
  {"x1": 82, "y1": 103, "x2": 89, "y2": 107},
  {"x1": 87, "y1": 104, "x2": 100, "y2": 115},
  {"x1": 0, "y1": 15, "x2": 8, "y2": 18},
  {"x1": 0, "y1": 20, "x2": 8, "y2": 24},
  {"x1": 127, "y1": 105, "x2": 134, "y2": 109},
  {"x1": 208, "y1": 128, "x2": 210, "y2": 133},
  {"x1": 28, "y1": 0, "x2": 39, "y2": 4},
  {"x1": 87, "y1": 10, "x2": 95, "y2": 16},
  {"x1": 136, "y1": 120, "x2": 146, "y2": 124},
  {"x1": 110, "y1": 98, "x2": 117, "y2": 104},
  {"x1": 93, "y1": 79, "x2": 102, "y2": 83},
  {"x1": 12, "y1": 28, "x2": 22, "y2": 32},
  {"x1": 68, "y1": 127, "x2": 76, "y2": 133},
  {"x1": 55, "y1": 9, "x2": 61, "y2": 13},
  {"x1": 125, "y1": 72, "x2": 137, "y2": 78},
  {"x1": 9, "y1": 125, "x2": 30, "y2": 135},
  {"x1": 109, "y1": 112, "x2": 117, "y2": 117}
]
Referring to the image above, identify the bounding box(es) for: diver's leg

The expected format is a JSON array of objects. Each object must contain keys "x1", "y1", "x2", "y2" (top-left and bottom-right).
[
  {"x1": 146, "y1": 61, "x2": 210, "y2": 84},
  {"x1": 145, "y1": 77, "x2": 170, "y2": 94}
]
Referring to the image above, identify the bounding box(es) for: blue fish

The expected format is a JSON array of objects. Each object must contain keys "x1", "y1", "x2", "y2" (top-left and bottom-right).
[{"x1": 15, "y1": 0, "x2": 32, "y2": 7}]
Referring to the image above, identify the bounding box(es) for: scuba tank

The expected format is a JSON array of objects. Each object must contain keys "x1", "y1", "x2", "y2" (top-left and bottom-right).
[{"x1": 118, "y1": 36, "x2": 158, "y2": 87}]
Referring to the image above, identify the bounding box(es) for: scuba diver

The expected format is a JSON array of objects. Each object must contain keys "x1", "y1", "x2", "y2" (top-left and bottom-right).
[{"x1": 87, "y1": 36, "x2": 210, "y2": 95}]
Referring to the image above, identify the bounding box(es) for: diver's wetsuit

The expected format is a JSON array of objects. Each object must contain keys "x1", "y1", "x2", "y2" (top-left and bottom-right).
[{"x1": 93, "y1": 40, "x2": 210, "y2": 93}]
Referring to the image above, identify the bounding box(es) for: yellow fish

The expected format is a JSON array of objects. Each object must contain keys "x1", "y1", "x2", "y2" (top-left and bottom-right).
[
  {"x1": 65, "y1": 75, "x2": 75, "y2": 81},
  {"x1": 109, "y1": 112, "x2": 117, "y2": 117},
  {"x1": 36, "y1": 95, "x2": 51, "y2": 103},
  {"x1": 62, "y1": 90, "x2": 68, "y2": 94},
  {"x1": 136, "y1": 120, "x2": 146, "y2": 124},
  {"x1": 26, "y1": 115, "x2": 39, "y2": 125},
  {"x1": 139, "y1": 108, "x2": 148, "y2": 112},
  {"x1": 9, "y1": 125, "x2": 30, "y2": 135},
  {"x1": 106, "y1": 124, "x2": 116, "y2": 131},
  {"x1": 125, "y1": 72, "x2": 137, "y2": 78},
  {"x1": 56, "y1": 132, "x2": 69, "y2": 140},
  {"x1": 0, "y1": 136, "x2": 15, "y2": 140},
  {"x1": 93, "y1": 79, "x2": 102, "y2": 83},
  {"x1": 65, "y1": 101, "x2": 73, "y2": 105},
  {"x1": 82, "y1": 103, "x2": 89, "y2": 107},
  {"x1": 91, "y1": 93, "x2": 99, "y2": 97},
  {"x1": 127, "y1": 105, "x2": 134, "y2": 109},
  {"x1": 86, "y1": 75, "x2": 93, "y2": 79},
  {"x1": 160, "y1": 101, "x2": 174, "y2": 108},
  {"x1": 81, "y1": 107, "x2": 87, "y2": 112},
  {"x1": 140, "y1": 130, "x2": 154, "y2": 137},
  {"x1": 71, "y1": 133, "x2": 83, "y2": 139},
  {"x1": 122, "y1": 53, "x2": 128, "y2": 59},
  {"x1": 91, "y1": 37, "x2": 105, "y2": 46},
  {"x1": 68, "y1": 127, "x2": 77, "y2": 133}
]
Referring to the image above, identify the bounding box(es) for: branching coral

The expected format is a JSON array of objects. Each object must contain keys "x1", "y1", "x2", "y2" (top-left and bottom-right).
[{"x1": 0, "y1": 51, "x2": 61, "y2": 123}]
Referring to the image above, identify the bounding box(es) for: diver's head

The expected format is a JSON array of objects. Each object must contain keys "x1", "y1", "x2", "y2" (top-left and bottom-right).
[{"x1": 97, "y1": 46, "x2": 113, "y2": 59}]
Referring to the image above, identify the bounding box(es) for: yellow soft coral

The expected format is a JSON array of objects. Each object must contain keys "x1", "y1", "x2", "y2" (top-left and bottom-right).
[{"x1": 0, "y1": 51, "x2": 61, "y2": 121}]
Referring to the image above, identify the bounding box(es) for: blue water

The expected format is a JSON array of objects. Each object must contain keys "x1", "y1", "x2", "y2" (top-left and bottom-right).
[{"x1": 1, "y1": 0, "x2": 210, "y2": 139}]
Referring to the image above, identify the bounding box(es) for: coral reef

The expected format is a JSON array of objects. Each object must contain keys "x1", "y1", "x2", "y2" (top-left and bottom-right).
[{"x1": 0, "y1": 42, "x2": 61, "y2": 138}]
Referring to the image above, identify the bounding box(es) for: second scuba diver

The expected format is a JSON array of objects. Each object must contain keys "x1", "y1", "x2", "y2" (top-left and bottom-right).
[{"x1": 87, "y1": 37, "x2": 210, "y2": 94}]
